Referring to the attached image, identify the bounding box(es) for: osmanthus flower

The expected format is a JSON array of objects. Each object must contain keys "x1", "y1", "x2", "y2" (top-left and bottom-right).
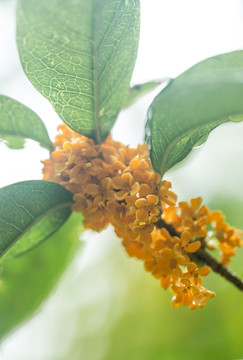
[
  {"x1": 171, "y1": 278, "x2": 200, "y2": 308},
  {"x1": 162, "y1": 204, "x2": 182, "y2": 230},
  {"x1": 132, "y1": 223, "x2": 154, "y2": 244},
  {"x1": 122, "y1": 238, "x2": 145, "y2": 259},
  {"x1": 182, "y1": 216, "x2": 208, "y2": 238},
  {"x1": 185, "y1": 262, "x2": 211, "y2": 287},
  {"x1": 133, "y1": 195, "x2": 160, "y2": 224},
  {"x1": 111, "y1": 173, "x2": 139, "y2": 201},
  {"x1": 152, "y1": 227, "x2": 175, "y2": 251},
  {"x1": 160, "y1": 274, "x2": 173, "y2": 290},
  {"x1": 106, "y1": 200, "x2": 129, "y2": 223},
  {"x1": 42, "y1": 124, "x2": 242, "y2": 310},
  {"x1": 154, "y1": 247, "x2": 187, "y2": 278},
  {"x1": 178, "y1": 198, "x2": 209, "y2": 238},
  {"x1": 159, "y1": 180, "x2": 177, "y2": 206},
  {"x1": 84, "y1": 178, "x2": 115, "y2": 208},
  {"x1": 219, "y1": 242, "x2": 237, "y2": 266},
  {"x1": 128, "y1": 157, "x2": 160, "y2": 187},
  {"x1": 206, "y1": 210, "x2": 242, "y2": 264},
  {"x1": 171, "y1": 278, "x2": 215, "y2": 309},
  {"x1": 175, "y1": 231, "x2": 201, "y2": 254},
  {"x1": 189, "y1": 288, "x2": 215, "y2": 310}
]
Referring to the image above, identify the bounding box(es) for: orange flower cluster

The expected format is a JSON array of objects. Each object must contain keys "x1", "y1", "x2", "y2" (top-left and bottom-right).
[
  {"x1": 163, "y1": 197, "x2": 242, "y2": 266},
  {"x1": 43, "y1": 124, "x2": 242, "y2": 309}
]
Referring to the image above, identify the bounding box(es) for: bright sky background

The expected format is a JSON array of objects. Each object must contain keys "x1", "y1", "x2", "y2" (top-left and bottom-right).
[{"x1": 1, "y1": 0, "x2": 243, "y2": 358}]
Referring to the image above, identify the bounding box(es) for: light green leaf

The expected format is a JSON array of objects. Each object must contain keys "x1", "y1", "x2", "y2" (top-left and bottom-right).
[
  {"x1": 17, "y1": 0, "x2": 140, "y2": 143},
  {"x1": 0, "y1": 180, "x2": 73, "y2": 262},
  {"x1": 0, "y1": 95, "x2": 52, "y2": 150},
  {"x1": 0, "y1": 134, "x2": 25, "y2": 149},
  {"x1": 0, "y1": 212, "x2": 83, "y2": 339},
  {"x1": 122, "y1": 80, "x2": 164, "y2": 109},
  {"x1": 145, "y1": 51, "x2": 243, "y2": 176}
]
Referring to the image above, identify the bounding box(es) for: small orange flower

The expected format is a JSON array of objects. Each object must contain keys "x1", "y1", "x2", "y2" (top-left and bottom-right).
[
  {"x1": 171, "y1": 278, "x2": 200, "y2": 308},
  {"x1": 122, "y1": 239, "x2": 145, "y2": 259},
  {"x1": 85, "y1": 177, "x2": 114, "y2": 208},
  {"x1": 156, "y1": 248, "x2": 186, "y2": 277},
  {"x1": 190, "y1": 287, "x2": 215, "y2": 309},
  {"x1": 111, "y1": 173, "x2": 139, "y2": 200},
  {"x1": 159, "y1": 180, "x2": 177, "y2": 206},
  {"x1": 186, "y1": 262, "x2": 211, "y2": 286},
  {"x1": 182, "y1": 216, "x2": 208, "y2": 238},
  {"x1": 134, "y1": 195, "x2": 160, "y2": 223},
  {"x1": 160, "y1": 275, "x2": 172, "y2": 289},
  {"x1": 179, "y1": 231, "x2": 201, "y2": 253},
  {"x1": 132, "y1": 223, "x2": 154, "y2": 244}
]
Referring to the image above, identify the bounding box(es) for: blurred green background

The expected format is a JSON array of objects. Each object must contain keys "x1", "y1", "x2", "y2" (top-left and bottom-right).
[{"x1": 0, "y1": 0, "x2": 243, "y2": 359}]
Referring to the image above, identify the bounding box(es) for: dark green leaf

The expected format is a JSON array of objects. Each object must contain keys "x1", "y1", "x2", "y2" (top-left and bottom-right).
[
  {"x1": 17, "y1": 0, "x2": 140, "y2": 143},
  {"x1": 0, "y1": 180, "x2": 73, "y2": 262},
  {"x1": 122, "y1": 79, "x2": 167, "y2": 109},
  {"x1": 0, "y1": 95, "x2": 52, "y2": 150},
  {"x1": 145, "y1": 51, "x2": 243, "y2": 176},
  {"x1": 0, "y1": 212, "x2": 83, "y2": 339}
]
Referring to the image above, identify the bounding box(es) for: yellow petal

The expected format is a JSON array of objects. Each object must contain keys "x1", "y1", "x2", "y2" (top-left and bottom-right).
[
  {"x1": 85, "y1": 183, "x2": 99, "y2": 196},
  {"x1": 111, "y1": 176, "x2": 123, "y2": 189},
  {"x1": 136, "y1": 209, "x2": 148, "y2": 221},
  {"x1": 190, "y1": 197, "x2": 202, "y2": 210},
  {"x1": 176, "y1": 255, "x2": 186, "y2": 266},
  {"x1": 135, "y1": 198, "x2": 147, "y2": 208},
  {"x1": 52, "y1": 150, "x2": 67, "y2": 162},
  {"x1": 171, "y1": 285, "x2": 184, "y2": 295},
  {"x1": 130, "y1": 182, "x2": 140, "y2": 196},
  {"x1": 197, "y1": 267, "x2": 210, "y2": 276},
  {"x1": 114, "y1": 190, "x2": 127, "y2": 201},
  {"x1": 129, "y1": 158, "x2": 139, "y2": 170},
  {"x1": 187, "y1": 262, "x2": 197, "y2": 272},
  {"x1": 139, "y1": 184, "x2": 152, "y2": 197},
  {"x1": 140, "y1": 159, "x2": 149, "y2": 170},
  {"x1": 126, "y1": 195, "x2": 137, "y2": 205},
  {"x1": 147, "y1": 194, "x2": 159, "y2": 205},
  {"x1": 63, "y1": 141, "x2": 73, "y2": 153},
  {"x1": 186, "y1": 241, "x2": 201, "y2": 253},
  {"x1": 121, "y1": 172, "x2": 133, "y2": 185},
  {"x1": 159, "y1": 263, "x2": 173, "y2": 275},
  {"x1": 139, "y1": 232, "x2": 152, "y2": 244},
  {"x1": 161, "y1": 248, "x2": 173, "y2": 260},
  {"x1": 181, "y1": 231, "x2": 192, "y2": 246},
  {"x1": 180, "y1": 278, "x2": 190, "y2": 287},
  {"x1": 162, "y1": 196, "x2": 177, "y2": 206},
  {"x1": 160, "y1": 228, "x2": 172, "y2": 241}
]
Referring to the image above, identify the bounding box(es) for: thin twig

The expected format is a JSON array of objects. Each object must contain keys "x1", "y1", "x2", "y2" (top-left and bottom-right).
[{"x1": 155, "y1": 219, "x2": 243, "y2": 291}]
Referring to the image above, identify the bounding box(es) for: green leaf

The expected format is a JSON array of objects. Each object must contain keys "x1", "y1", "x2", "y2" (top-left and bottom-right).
[
  {"x1": 145, "y1": 50, "x2": 243, "y2": 176},
  {"x1": 0, "y1": 134, "x2": 26, "y2": 149},
  {"x1": 17, "y1": 0, "x2": 140, "y2": 143},
  {"x1": 0, "y1": 212, "x2": 83, "y2": 339},
  {"x1": 122, "y1": 79, "x2": 167, "y2": 109},
  {"x1": 0, "y1": 180, "x2": 73, "y2": 262},
  {"x1": 0, "y1": 95, "x2": 52, "y2": 150}
]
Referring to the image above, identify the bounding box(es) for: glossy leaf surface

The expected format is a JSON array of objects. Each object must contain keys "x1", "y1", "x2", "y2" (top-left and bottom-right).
[
  {"x1": 17, "y1": 0, "x2": 140, "y2": 143},
  {"x1": 0, "y1": 180, "x2": 73, "y2": 262},
  {"x1": 145, "y1": 51, "x2": 243, "y2": 176}
]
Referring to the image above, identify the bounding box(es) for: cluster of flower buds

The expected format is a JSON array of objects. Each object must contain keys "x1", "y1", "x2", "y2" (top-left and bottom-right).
[{"x1": 43, "y1": 124, "x2": 242, "y2": 309}]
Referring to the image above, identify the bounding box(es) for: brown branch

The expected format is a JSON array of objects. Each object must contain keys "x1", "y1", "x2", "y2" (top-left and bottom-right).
[
  {"x1": 195, "y1": 247, "x2": 243, "y2": 290},
  {"x1": 155, "y1": 219, "x2": 243, "y2": 291}
]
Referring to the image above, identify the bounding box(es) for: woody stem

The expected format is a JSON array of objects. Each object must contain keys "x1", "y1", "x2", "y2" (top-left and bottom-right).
[{"x1": 155, "y1": 219, "x2": 243, "y2": 291}]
